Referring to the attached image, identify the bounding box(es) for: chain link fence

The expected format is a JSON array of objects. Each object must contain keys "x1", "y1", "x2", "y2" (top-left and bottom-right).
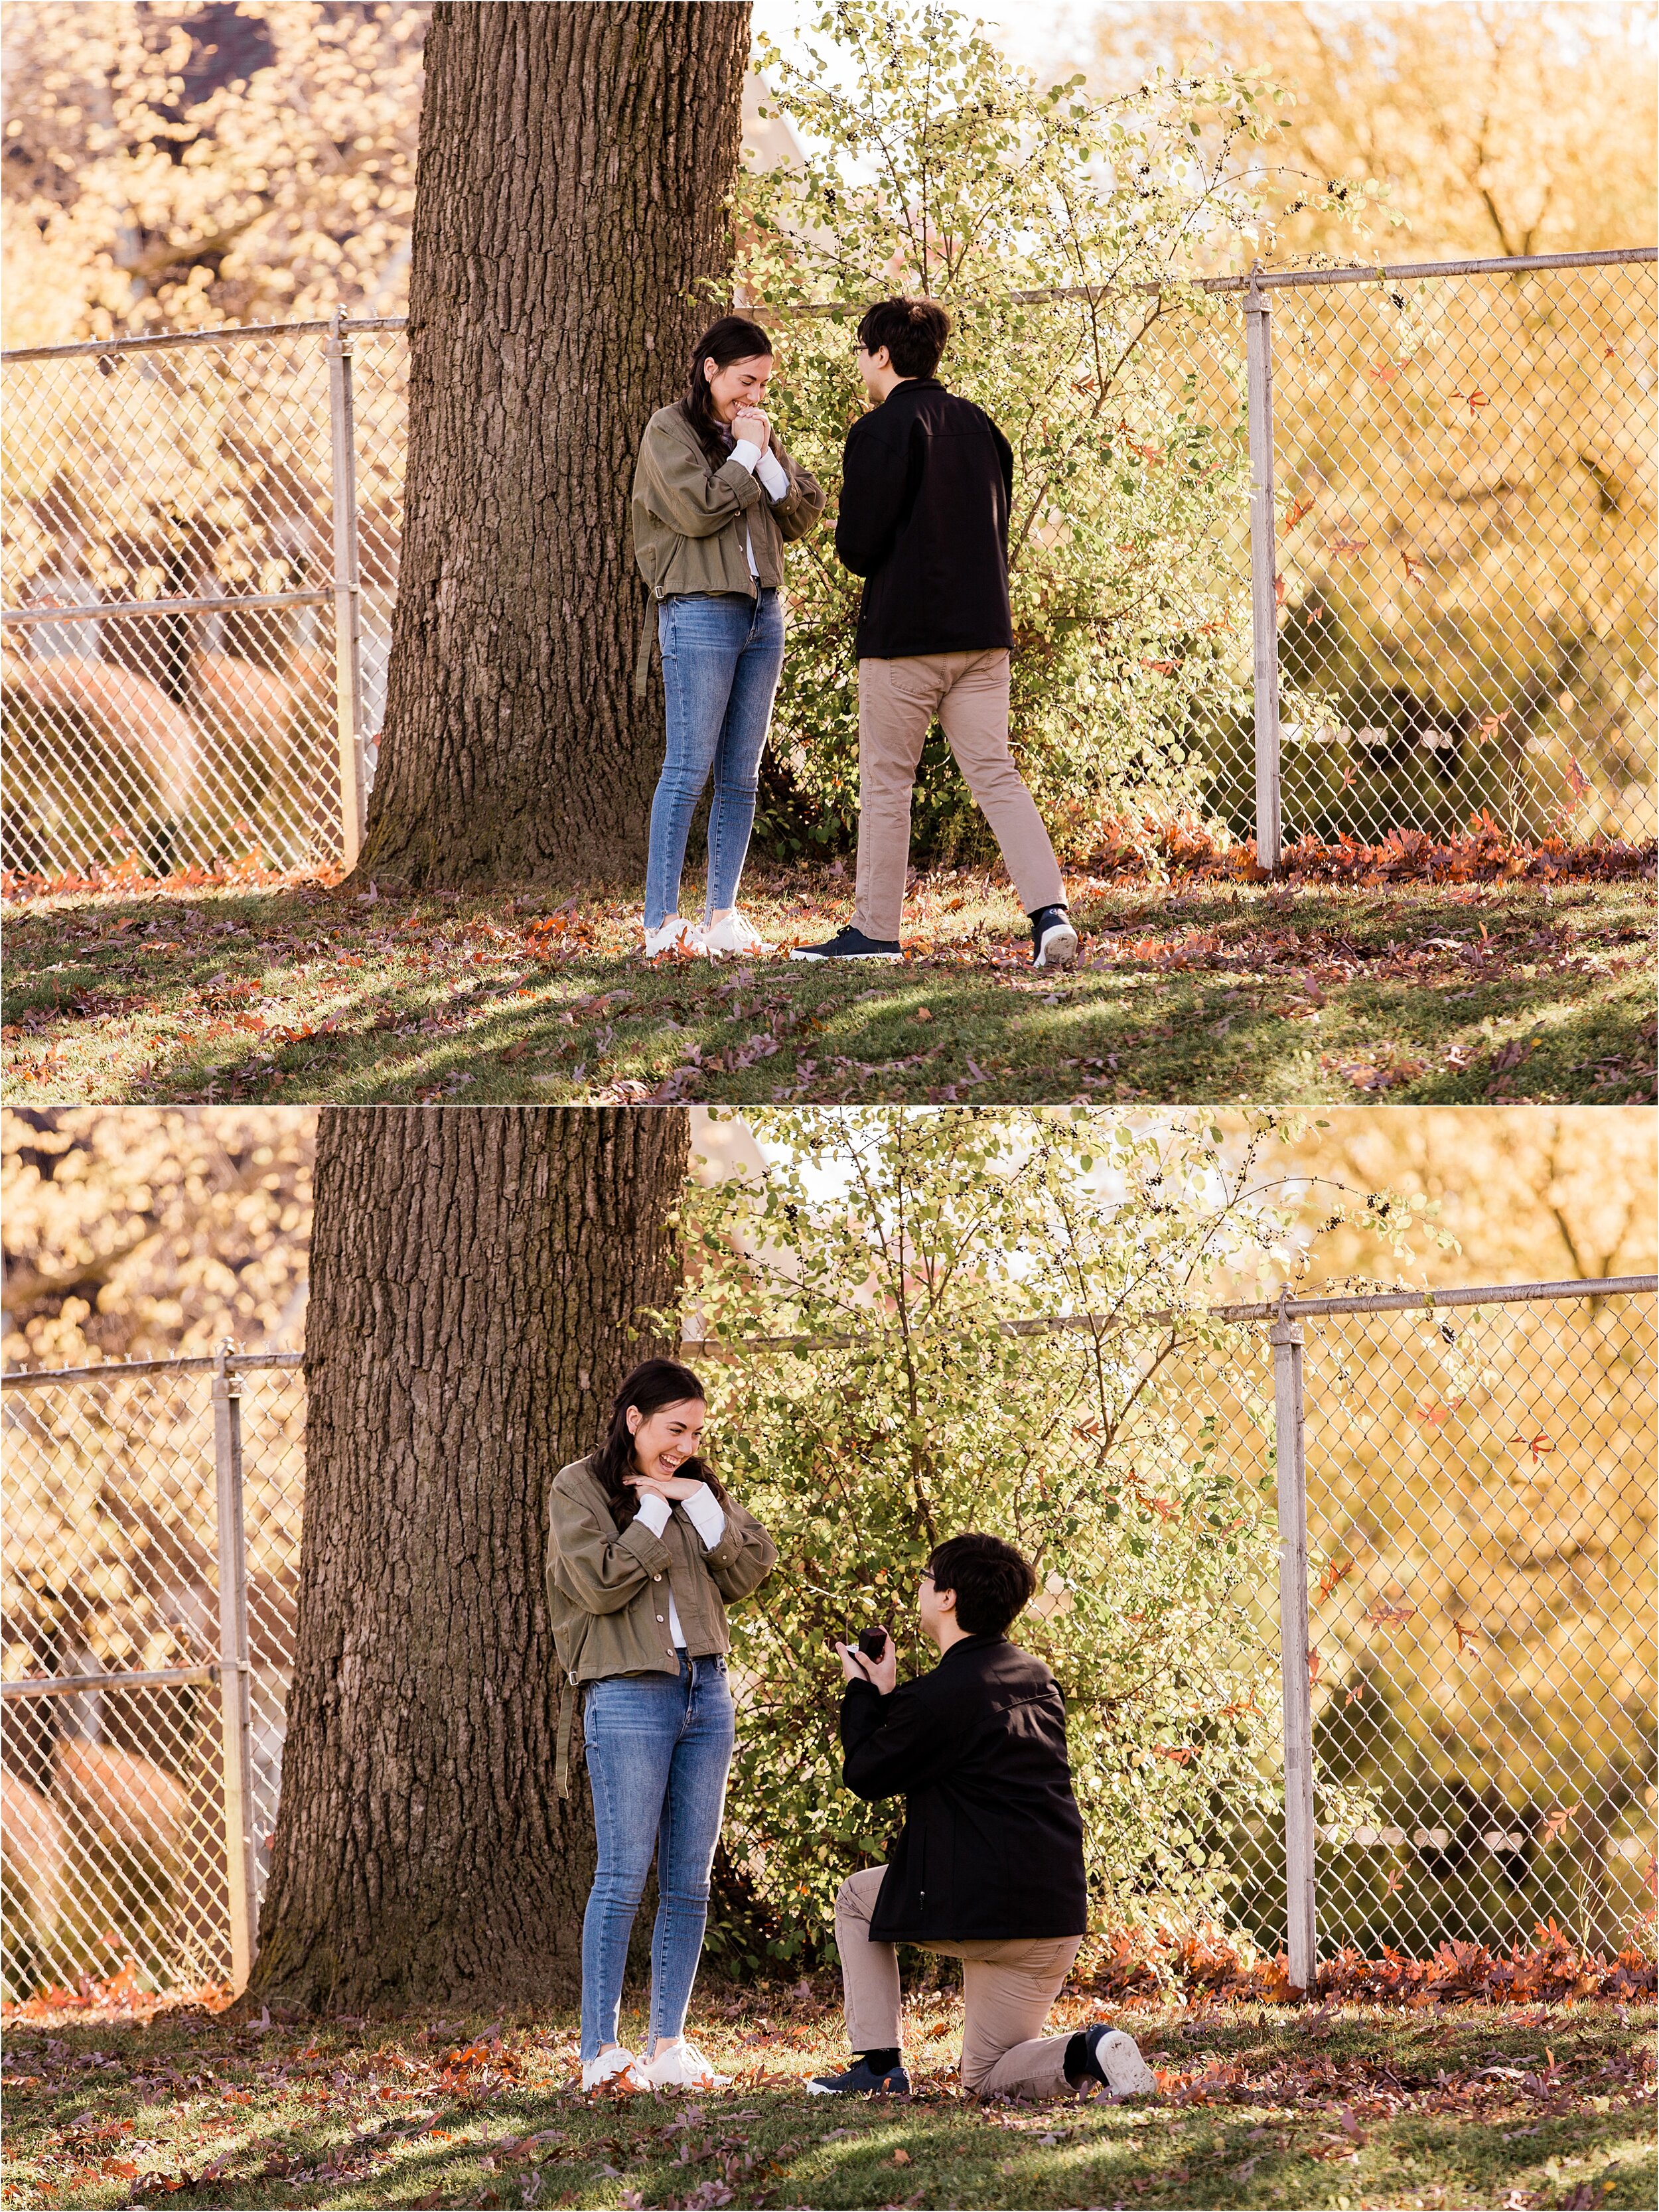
[
  {"x1": 2, "y1": 1277, "x2": 1652, "y2": 2002},
  {"x1": 5, "y1": 249, "x2": 1653, "y2": 883},
  {"x1": 2, "y1": 1348, "x2": 302, "y2": 2001},
  {"x1": 1, "y1": 316, "x2": 405, "y2": 881}
]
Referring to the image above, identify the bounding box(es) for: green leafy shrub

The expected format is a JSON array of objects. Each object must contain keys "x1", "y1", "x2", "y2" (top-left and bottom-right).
[
  {"x1": 676, "y1": 1108, "x2": 1422, "y2": 1967},
  {"x1": 736, "y1": 3, "x2": 1366, "y2": 864}
]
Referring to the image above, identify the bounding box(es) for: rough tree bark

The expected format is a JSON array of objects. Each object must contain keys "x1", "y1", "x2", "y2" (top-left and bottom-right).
[
  {"x1": 358, "y1": 2, "x2": 752, "y2": 888},
  {"x1": 250, "y1": 1106, "x2": 690, "y2": 2013}
]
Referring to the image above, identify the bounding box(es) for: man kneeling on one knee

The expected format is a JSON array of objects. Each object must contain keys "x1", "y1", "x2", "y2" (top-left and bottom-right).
[{"x1": 808, "y1": 1533, "x2": 1157, "y2": 2103}]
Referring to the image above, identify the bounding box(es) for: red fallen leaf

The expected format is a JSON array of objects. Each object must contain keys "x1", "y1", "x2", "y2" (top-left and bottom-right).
[
  {"x1": 500, "y1": 1042, "x2": 531, "y2": 1062},
  {"x1": 1453, "y1": 1620, "x2": 1482, "y2": 1655},
  {"x1": 1368, "y1": 361, "x2": 1399, "y2": 381},
  {"x1": 1328, "y1": 534, "x2": 1370, "y2": 553},
  {"x1": 1402, "y1": 551, "x2": 1425, "y2": 582},
  {"x1": 103, "y1": 2160, "x2": 139, "y2": 2179},
  {"x1": 1307, "y1": 1645, "x2": 1322, "y2": 1688},
  {"x1": 1139, "y1": 657, "x2": 1177, "y2": 675},
  {"x1": 1316, "y1": 1557, "x2": 1354, "y2": 1603},
  {"x1": 1283, "y1": 494, "x2": 1315, "y2": 527},
  {"x1": 1366, "y1": 1602, "x2": 1415, "y2": 1626},
  {"x1": 891, "y1": 2148, "x2": 912, "y2": 2165},
  {"x1": 1151, "y1": 1746, "x2": 1195, "y2": 1764},
  {"x1": 1516, "y1": 1431, "x2": 1553, "y2": 1460},
  {"x1": 1539, "y1": 1805, "x2": 1581, "y2": 1846}
]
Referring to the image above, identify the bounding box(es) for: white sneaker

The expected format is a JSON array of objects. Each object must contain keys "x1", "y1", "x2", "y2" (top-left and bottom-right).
[
  {"x1": 1090, "y1": 2027, "x2": 1158, "y2": 2097},
  {"x1": 701, "y1": 908, "x2": 768, "y2": 957},
  {"x1": 644, "y1": 917, "x2": 703, "y2": 960},
  {"x1": 581, "y1": 2045, "x2": 650, "y2": 2093},
  {"x1": 643, "y1": 2036, "x2": 731, "y2": 2090}
]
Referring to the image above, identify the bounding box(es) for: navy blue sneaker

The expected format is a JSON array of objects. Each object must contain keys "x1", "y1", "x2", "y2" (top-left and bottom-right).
[
  {"x1": 1029, "y1": 904, "x2": 1078, "y2": 969},
  {"x1": 806, "y1": 2055, "x2": 910, "y2": 2095},
  {"x1": 791, "y1": 926, "x2": 902, "y2": 962}
]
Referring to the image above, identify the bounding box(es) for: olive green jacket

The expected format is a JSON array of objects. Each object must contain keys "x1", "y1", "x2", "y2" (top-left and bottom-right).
[
  {"x1": 628, "y1": 403, "x2": 826, "y2": 693},
  {"x1": 546, "y1": 1456, "x2": 777, "y2": 1689}
]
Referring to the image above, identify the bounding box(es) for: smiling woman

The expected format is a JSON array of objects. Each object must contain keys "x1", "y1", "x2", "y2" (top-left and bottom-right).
[
  {"x1": 629, "y1": 316, "x2": 826, "y2": 961},
  {"x1": 546, "y1": 1357, "x2": 776, "y2": 2092}
]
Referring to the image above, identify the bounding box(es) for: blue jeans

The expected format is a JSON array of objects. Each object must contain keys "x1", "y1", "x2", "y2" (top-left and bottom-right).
[
  {"x1": 644, "y1": 590, "x2": 785, "y2": 932},
  {"x1": 579, "y1": 1655, "x2": 735, "y2": 2061}
]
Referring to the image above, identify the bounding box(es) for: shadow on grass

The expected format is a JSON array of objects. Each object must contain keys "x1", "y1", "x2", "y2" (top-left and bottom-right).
[
  {"x1": 1, "y1": 1999, "x2": 1653, "y2": 2209},
  {"x1": 3, "y1": 876, "x2": 1654, "y2": 1107}
]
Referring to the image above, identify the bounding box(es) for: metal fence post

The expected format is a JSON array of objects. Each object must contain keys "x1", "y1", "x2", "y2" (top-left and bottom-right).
[
  {"x1": 326, "y1": 307, "x2": 364, "y2": 871},
  {"x1": 212, "y1": 1340, "x2": 257, "y2": 1993},
  {"x1": 1270, "y1": 1298, "x2": 1317, "y2": 1991},
  {"x1": 1246, "y1": 267, "x2": 1282, "y2": 872}
]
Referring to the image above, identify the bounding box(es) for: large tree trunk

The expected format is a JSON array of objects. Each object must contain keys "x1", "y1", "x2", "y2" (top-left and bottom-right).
[
  {"x1": 358, "y1": 2, "x2": 752, "y2": 888},
  {"x1": 250, "y1": 1106, "x2": 690, "y2": 2013}
]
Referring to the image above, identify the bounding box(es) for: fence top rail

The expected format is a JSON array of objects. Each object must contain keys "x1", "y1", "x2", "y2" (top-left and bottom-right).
[
  {"x1": 678, "y1": 1275, "x2": 1656, "y2": 1355},
  {"x1": 0, "y1": 312, "x2": 409, "y2": 364},
  {"x1": 4, "y1": 247, "x2": 1650, "y2": 363},
  {"x1": 757, "y1": 245, "x2": 1658, "y2": 316},
  {"x1": 1, "y1": 1349, "x2": 303, "y2": 1393},
  {"x1": 9, "y1": 1282, "x2": 1642, "y2": 1391}
]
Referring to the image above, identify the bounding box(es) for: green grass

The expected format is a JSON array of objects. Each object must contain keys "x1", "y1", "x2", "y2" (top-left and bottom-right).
[
  {"x1": 2, "y1": 866, "x2": 1652, "y2": 1107},
  {"x1": 0, "y1": 1990, "x2": 1651, "y2": 2210}
]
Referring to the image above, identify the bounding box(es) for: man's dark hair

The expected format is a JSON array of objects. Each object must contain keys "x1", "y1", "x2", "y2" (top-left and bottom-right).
[
  {"x1": 857, "y1": 296, "x2": 951, "y2": 380},
  {"x1": 926, "y1": 1533, "x2": 1037, "y2": 1636}
]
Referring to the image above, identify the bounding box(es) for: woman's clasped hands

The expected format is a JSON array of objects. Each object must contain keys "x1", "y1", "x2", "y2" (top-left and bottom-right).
[
  {"x1": 730, "y1": 405, "x2": 771, "y2": 451},
  {"x1": 622, "y1": 1469, "x2": 706, "y2": 1505}
]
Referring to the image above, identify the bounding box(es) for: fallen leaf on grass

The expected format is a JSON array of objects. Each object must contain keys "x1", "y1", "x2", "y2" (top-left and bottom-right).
[{"x1": 1320, "y1": 1049, "x2": 1427, "y2": 1093}]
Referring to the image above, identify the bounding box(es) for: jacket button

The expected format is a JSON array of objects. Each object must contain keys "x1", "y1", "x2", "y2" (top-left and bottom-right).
[{"x1": 656, "y1": 1615, "x2": 666, "y2": 1624}]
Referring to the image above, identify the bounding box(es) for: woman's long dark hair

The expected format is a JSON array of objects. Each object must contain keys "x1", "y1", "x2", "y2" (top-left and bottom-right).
[
  {"x1": 682, "y1": 315, "x2": 774, "y2": 470},
  {"x1": 592, "y1": 1357, "x2": 724, "y2": 1531}
]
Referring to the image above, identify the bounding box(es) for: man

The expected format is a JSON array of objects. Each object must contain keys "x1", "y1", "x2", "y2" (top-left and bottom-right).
[
  {"x1": 792, "y1": 298, "x2": 1078, "y2": 970},
  {"x1": 808, "y1": 1533, "x2": 1156, "y2": 2103}
]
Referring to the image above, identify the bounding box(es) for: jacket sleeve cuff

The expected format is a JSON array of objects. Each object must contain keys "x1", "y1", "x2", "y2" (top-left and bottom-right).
[
  {"x1": 701, "y1": 1508, "x2": 748, "y2": 1572},
  {"x1": 681, "y1": 1486, "x2": 727, "y2": 1550},
  {"x1": 634, "y1": 1493, "x2": 672, "y2": 1537},
  {"x1": 715, "y1": 456, "x2": 764, "y2": 510},
  {"x1": 618, "y1": 1517, "x2": 673, "y2": 1576},
  {"x1": 839, "y1": 1679, "x2": 884, "y2": 1739}
]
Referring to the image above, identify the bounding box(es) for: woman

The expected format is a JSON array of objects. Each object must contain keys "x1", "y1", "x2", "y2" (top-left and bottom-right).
[
  {"x1": 630, "y1": 316, "x2": 826, "y2": 959},
  {"x1": 548, "y1": 1359, "x2": 777, "y2": 2093}
]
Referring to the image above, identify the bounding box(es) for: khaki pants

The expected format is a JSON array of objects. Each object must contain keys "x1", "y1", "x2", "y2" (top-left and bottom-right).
[
  {"x1": 834, "y1": 1866, "x2": 1084, "y2": 2100},
  {"x1": 853, "y1": 651, "x2": 1066, "y2": 942}
]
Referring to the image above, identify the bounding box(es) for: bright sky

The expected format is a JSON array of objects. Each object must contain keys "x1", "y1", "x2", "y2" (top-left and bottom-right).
[
  {"x1": 751, "y1": 0, "x2": 1096, "y2": 89},
  {"x1": 751, "y1": 0, "x2": 1658, "y2": 92}
]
